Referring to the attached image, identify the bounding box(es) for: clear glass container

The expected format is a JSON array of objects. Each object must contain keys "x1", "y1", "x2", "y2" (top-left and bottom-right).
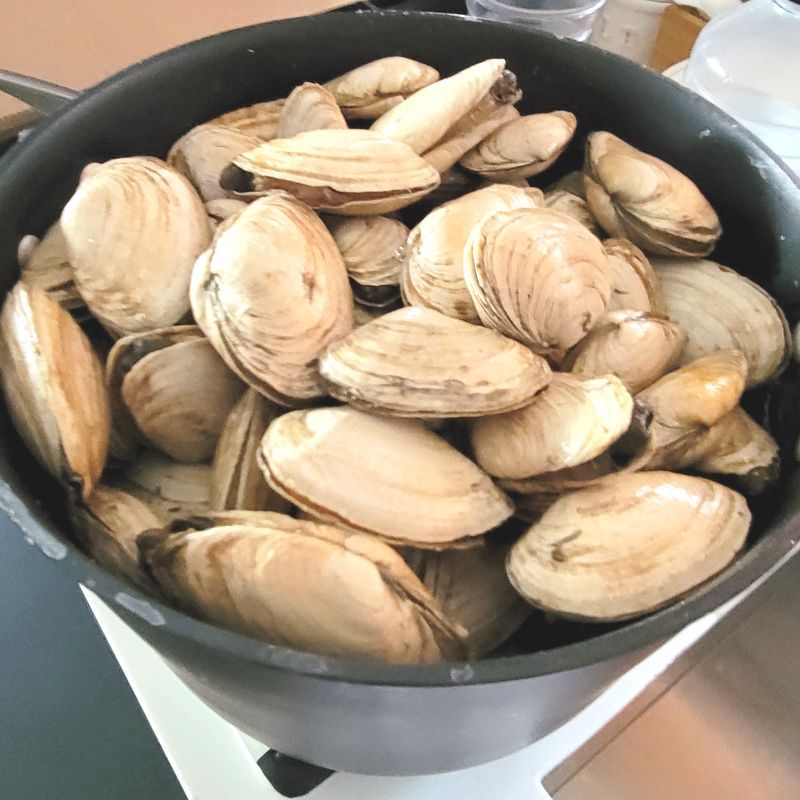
[
  {"x1": 466, "y1": 0, "x2": 606, "y2": 41},
  {"x1": 684, "y1": 0, "x2": 800, "y2": 170}
]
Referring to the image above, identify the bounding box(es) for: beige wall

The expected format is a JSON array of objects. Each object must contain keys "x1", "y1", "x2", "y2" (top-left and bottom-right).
[{"x1": 1, "y1": 0, "x2": 348, "y2": 119}]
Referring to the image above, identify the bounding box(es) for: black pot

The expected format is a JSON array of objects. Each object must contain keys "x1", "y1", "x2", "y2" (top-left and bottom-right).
[{"x1": 1, "y1": 11, "x2": 799, "y2": 777}]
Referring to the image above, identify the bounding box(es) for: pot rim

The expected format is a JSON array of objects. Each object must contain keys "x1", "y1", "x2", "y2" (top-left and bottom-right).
[{"x1": 2, "y1": 10, "x2": 800, "y2": 688}]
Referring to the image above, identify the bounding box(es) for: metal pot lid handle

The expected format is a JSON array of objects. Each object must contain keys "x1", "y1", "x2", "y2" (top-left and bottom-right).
[{"x1": 0, "y1": 68, "x2": 79, "y2": 115}]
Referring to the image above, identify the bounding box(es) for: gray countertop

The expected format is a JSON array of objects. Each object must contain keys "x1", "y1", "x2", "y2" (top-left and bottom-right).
[{"x1": 0, "y1": 515, "x2": 183, "y2": 800}]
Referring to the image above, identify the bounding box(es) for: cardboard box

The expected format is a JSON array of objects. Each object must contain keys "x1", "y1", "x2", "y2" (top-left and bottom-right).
[
  {"x1": 1, "y1": 0, "x2": 349, "y2": 123},
  {"x1": 649, "y1": 4, "x2": 709, "y2": 72}
]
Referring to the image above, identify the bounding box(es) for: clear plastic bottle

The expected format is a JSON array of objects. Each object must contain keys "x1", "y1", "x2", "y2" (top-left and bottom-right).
[{"x1": 684, "y1": 0, "x2": 800, "y2": 173}]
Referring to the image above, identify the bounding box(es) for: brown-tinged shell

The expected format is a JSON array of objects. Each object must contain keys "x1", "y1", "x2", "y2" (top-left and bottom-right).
[
  {"x1": 603, "y1": 238, "x2": 666, "y2": 315},
  {"x1": 0, "y1": 283, "x2": 109, "y2": 499},
  {"x1": 205, "y1": 99, "x2": 286, "y2": 140},
  {"x1": 190, "y1": 192, "x2": 354, "y2": 404},
  {"x1": 319, "y1": 306, "x2": 552, "y2": 417},
  {"x1": 257, "y1": 407, "x2": 513, "y2": 548},
  {"x1": 276, "y1": 82, "x2": 347, "y2": 138},
  {"x1": 544, "y1": 189, "x2": 600, "y2": 237},
  {"x1": 507, "y1": 471, "x2": 750, "y2": 621}
]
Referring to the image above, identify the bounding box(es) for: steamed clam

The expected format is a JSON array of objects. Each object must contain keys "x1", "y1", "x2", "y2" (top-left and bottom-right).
[
  {"x1": 603, "y1": 238, "x2": 666, "y2": 314},
  {"x1": 206, "y1": 98, "x2": 285, "y2": 140},
  {"x1": 584, "y1": 132, "x2": 721, "y2": 256},
  {"x1": 220, "y1": 129, "x2": 440, "y2": 215},
  {"x1": 464, "y1": 207, "x2": 612, "y2": 358},
  {"x1": 61, "y1": 156, "x2": 211, "y2": 335},
  {"x1": 0, "y1": 283, "x2": 109, "y2": 499},
  {"x1": 257, "y1": 406, "x2": 514, "y2": 548},
  {"x1": 190, "y1": 192, "x2": 353, "y2": 404},
  {"x1": 402, "y1": 183, "x2": 539, "y2": 322},
  {"x1": 319, "y1": 306, "x2": 552, "y2": 417},
  {"x1": 276, "y1": 82, "x2": 347, "y2": 137},
  {"x1": 139, "y1": 513, "x2": 467, "y2": 662},
  {"x1": 324, "y1": 57, "x2": 440, "y2": 119},
  {"x1": 507, "y1": 471, "x2": 750, "y2": 621},
  {"x1": 544, "y1": 189, "x2": 600, "y2": 237},
  {"x1": 654, "y1": 257, "x2": 790, "y2": 387},
  {"x1": 460, "y1": 111, "x2": 577, "y2": 180},
  {"x1": 471, "y1": 373, "x2": 634, "y2": 480}
]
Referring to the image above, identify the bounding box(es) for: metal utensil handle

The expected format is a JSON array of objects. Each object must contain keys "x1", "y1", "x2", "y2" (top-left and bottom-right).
[{"x1": 0, "y1": 68, "x2": 79, "y2": 115}]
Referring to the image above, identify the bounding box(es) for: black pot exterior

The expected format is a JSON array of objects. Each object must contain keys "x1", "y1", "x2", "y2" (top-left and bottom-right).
[{"x1": 1, "y1": 11, "x2": 800, "y2": 775}]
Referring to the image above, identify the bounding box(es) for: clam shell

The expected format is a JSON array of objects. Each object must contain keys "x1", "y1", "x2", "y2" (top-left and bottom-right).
[
  {"x1": 562, "y1": 310, "x2": 687, "y2": 393},
  {"x1": 544, "y1": 189, "x2": 600, "y2": 237},
  {"x1": 205, "y1": 98, "x2": 286, "y2": 140},
  {"x1": 464, "y1": 207, "x2": 612, "y2": 358},
  {"x1": 70, "y1": 485, "x2": 161, "y2": 591},
  {"x1": 257, "y1": 407, "x2": 513, "y2": 548},
  {"x1": 507, "y1": 471, "x2": 750, "y2": 621},
  {"x1": 654, "y1": 258, "x2": 791, "y2": 387},
  {"x1": 108, "y1": 326, "x2": 244, "y2": 463},
  {"x1": 139, "y1": 513, "x2": 467, "y2": 662},
  {"x1": 460, "y1": 111, "x2": 577, "y2": 180},
  {"x1": 205, "y1": 198, "x2": 248, "y2": 228},
  {"x1": 210, "y1": 389, "x2": 290, "y2": 512},
  {"x1": 471, "y1": 373, "x2": 634, "y2": 480},
  {"x1": 603, "y1": 238, "x2": 666, "y2": 315},
  {"x1": 584, "y1": 132, "x2": 721, "y2": 257},
  {"x1": 190, "y1": 192, "x2": 353, "y2": 404},
  {"x1": 371, "y1": 59, "x2": 508, "y2": 154},
  {"x1": 276, "y1": 82, "x2": 347, "y2": 138},
  {"x1": 168, "y1": 124, "x2": 262, "y2": 202},
  {"x1": 402, "y1": 183, "x2": 539, "y2": 323},
  {"x1": 220, "y1": 129, "x2": 440, "y2": 215},
  {"x1": 61, "y1": 157, "x2": 211, "y2": 335},
  {"x1": 0, "y1": 283, "x2": 109, "y2": 499},
  {"x1": 319, "y1": 306, "x2": 552, "y2": 417},
  {"x1": 402, "y1": 544, "x2": 530, "y2": 658},
  {"x1": 324, "y1": 57, "x2": 440, "y2": 120}
]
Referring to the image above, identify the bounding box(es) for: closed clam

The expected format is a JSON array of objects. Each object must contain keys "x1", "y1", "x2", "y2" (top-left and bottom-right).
[
  {"x1": 61, "y1": 157, "x2": 211, "y2": 335},
  {"x1": 507, "y1": 471, "x2": 750, "y2": 621},
  {"x1": 70, "y1": 486, "x2": 161, "y2": 591},
  {"x1": 140, "y1": 513, "x2": 467, "y2": 662},
  {"x1": 167, "y1": 124, "x2": 263, "y2": 202},
  {"x1": 584, "y1": 132, "x2": 721, "y2": 256},
  {"x1": 472, "y1": 373, "x2": 634, "y2": 479},
  {"x1": 402, "y1": 545, "x2": 530, "y2": 657},
  {"x1": 257, "y1": 406, "x2": 513, "y2": 548},
  {"x1": 276, "y1": 82, "x2": 347, "y2": 138},
  {"x1": 371, "y1": 59, "x2": 511, "y2": 154},
  {"x1": 190, "y1": 192, "x2": 353, "y2": 404},
  {"x1": 221, "y1": 129, "x2": 440, "y2": 215},
  {"x1": 107, "y1": 326, "x2": 244, "y2": 463},
  {"x1": 211, "y1": 389, "x2": 289, "y2": 512},
  {"x1": 464, "y1": 207, "x2": 612, "y2": 358},
  {"x1": 206, "y1": 98, "x2": 285, "y2": 140},
  {"x1": 328, "y1": 215, "x2": 409, "y2": 308},
  {"x1": 562, "y1": 310, "x2": 686, "y2": 393},
  {"x1": 118, "y1": 450, "x2": 212, "y2": 524},
  {"x1": 460, "y1": 111, "x2": 577, "y2": 180},
  {"x1": 402, "y1": 183, "x2": 539, "y2": 322},
  {"x1": 324, "y1": 57, "x2": 440, "y2": 119},
  {"x1": 319, "y1": 306, "x2": 552, "y2": 417},
  {"x1": 544, "y1": 189, "x2": 600, "y2": 236},
  {"x1": 603, "y1": 238, "x2": 666, "y2": 314},
  {"x1": 0, "y1": 283, "x2": 109, "y2": 499},
  {"x1": 654, "y1": 258, "x2": 790, "y2": 387}
]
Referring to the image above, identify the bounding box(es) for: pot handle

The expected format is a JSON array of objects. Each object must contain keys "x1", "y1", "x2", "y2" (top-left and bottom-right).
[{"x1": 0, "y1": 68, "x2": 79, "y2": 116}]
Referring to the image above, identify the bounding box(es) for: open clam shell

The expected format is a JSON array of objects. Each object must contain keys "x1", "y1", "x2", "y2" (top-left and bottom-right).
[
  {"x1": 472, "y1": 373, "x2": 634, "y2": 480},
  {"x1": 584, "y1": 132, "x2": 721, "y2": 257},
  {"x1": 464, "y1": 207, "x2": 612, "y2": 358},
  {"x1": 190, "y1": 192, "x2": 353, "y2": 404},
  {"x1": 61, "y1": 156, "x2": 211, "y2": 335},
  {"x1": 220, "y1": 129, "x2": 440, "y2": 215},
  {"x1": 402, "y1": 183, "x2": 539, "y2": 323},
  {"x1": 0, "y1": 283, "x2": 109, "y2": 499},
  {"x1": 654, "y1": 257, "x2": 791, "y2": 387},
  {"x1": 139, "y1": 513, "x2": 467, "y2": 663},
  {"x1": 319, "y1": 306, "x2": 552, "y2": 418},
  {"x1": 507, "y1": 471, "x2": 751, "y2": 621},
  {"x1": 257, "y1": 407, "x2": 513, "y2": 549}
]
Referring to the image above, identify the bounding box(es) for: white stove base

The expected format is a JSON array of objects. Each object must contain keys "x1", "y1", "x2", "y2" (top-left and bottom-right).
[{"x1": 82, "y1": 588, "x2": 736, "y2": 800}]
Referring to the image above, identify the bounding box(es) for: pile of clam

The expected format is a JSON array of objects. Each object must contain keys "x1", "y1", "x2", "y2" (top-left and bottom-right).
[{"x1": 5, "y1": 56, "x2": 790, "y2": 664}]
